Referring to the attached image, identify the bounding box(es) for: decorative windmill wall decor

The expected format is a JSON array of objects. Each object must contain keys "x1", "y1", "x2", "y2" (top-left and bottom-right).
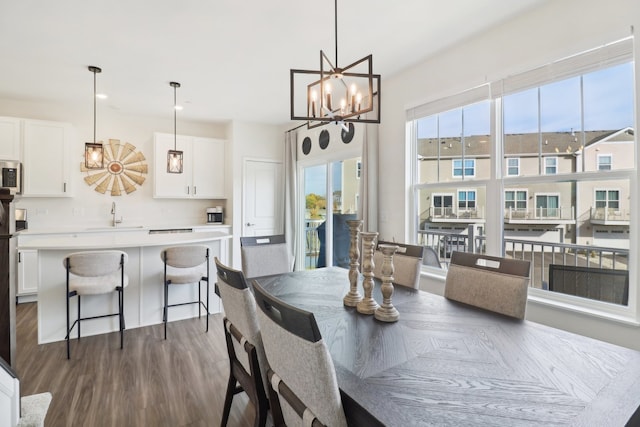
[{"x1": 81, "y1": 139, "x2": 148, "y2": 195}]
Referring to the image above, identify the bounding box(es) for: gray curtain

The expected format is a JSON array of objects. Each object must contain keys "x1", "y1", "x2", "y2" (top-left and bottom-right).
[
  {"x1": 359, "y1": 122, "x2": 378, "y2": 233},
  {"x1": 284, "y1": 131, "x2": 298, "y2": 269}
]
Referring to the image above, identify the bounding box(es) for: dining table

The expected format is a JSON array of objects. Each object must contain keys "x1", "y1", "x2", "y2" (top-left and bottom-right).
[{"x1": 254, "y1": 266, "x2": 640, "y2": 426}]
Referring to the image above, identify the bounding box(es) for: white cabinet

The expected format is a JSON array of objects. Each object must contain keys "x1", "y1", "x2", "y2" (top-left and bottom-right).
[
  {"x1": 17, "y1": 249, "x2": 38, "y2": 297},
  {"x1": 22, "y1": 119, "x2": 73, "y2": 197},
  {"x1": 153, "y1": 133, "x2": 226, "y2": 199},
  {"x1": 0, "y1": 117, "x2": 21, "y2": 160}
]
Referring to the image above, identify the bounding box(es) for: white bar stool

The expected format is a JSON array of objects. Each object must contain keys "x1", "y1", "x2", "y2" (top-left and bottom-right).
[
  {"x1": 161, "y1": 245, "x2": 210, "y2": 339},
  {"x1": 64, "y1": 250, "x2": 128, "y2": 359}
]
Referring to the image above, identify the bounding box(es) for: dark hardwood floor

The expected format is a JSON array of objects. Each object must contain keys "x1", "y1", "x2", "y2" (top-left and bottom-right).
[{"x1": 15, "y1": 302, "x2": 255, "y2": 427}]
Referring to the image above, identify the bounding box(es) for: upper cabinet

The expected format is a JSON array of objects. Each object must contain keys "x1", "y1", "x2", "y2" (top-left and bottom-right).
[
  {"x1": 153, "y1": 133, "x2": 226, "y2": 199},
  {"x1": 22, "y1": 119, "x2": 73, "y2": 197},
  {"x1": 0, "y1": 117, "x2": 22, "y2": 160}
]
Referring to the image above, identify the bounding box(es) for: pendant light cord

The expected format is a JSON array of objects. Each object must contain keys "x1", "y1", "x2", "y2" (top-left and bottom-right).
[
  {"x1": 334, "y1": 0, "x2": 338, "y2": 67},
  {"x1": 93, "y1": 69, "x2": 97, "y2": 144},
  {"x1": 173, "y1": 84, "x2": 177, "y2": 151}
]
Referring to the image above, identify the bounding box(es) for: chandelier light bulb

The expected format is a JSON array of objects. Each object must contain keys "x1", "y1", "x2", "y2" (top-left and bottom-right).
[{"x1": 325, "y1": 82, "x2": 332, "y2": 111}]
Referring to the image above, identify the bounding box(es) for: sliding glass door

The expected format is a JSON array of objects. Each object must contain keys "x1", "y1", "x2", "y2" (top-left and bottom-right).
[{"x1": 301, "y1": 156, "x2": 361, "y2": 270}]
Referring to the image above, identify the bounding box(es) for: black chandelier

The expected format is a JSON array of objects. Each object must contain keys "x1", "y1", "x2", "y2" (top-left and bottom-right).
[{"x1": 290, "y1": 0, "x2": 381, "y2": 129}]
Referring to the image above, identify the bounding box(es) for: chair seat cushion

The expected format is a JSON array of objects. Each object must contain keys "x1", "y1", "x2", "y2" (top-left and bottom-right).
[
  {"x1": 166, "y1": 266, "x2": 206, "y2": 284},
  {"x1": 70, "y1": 272, "x2": 129, "y2": 295}
]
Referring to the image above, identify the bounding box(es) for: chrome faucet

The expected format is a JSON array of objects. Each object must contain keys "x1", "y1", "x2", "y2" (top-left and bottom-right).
[{"x1": 111, "y1": 201, "x2": 123, "y2": 227}]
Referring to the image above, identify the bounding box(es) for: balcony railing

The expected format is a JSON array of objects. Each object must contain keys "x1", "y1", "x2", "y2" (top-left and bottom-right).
[
  {"x1": 305, "y1": 219, "x2": 324, "y2": 269},
  {"x1": 427, "y1": 206, "x2": 484, "y2": 221},
  {"x1": 417, "y1": 228, "x2": 629, "y2": 296},
  {"x1": 590, "y1": 207, "x2": 630, "y2": 223},
  {"x1": 504, "y1": 207, "x2": 574, "y2": 221}
]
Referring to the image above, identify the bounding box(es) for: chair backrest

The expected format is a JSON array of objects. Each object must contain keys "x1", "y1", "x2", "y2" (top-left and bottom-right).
[
  {"x1": 64, "y1": 250, "x2": 127, "y2": 277},
  {"x1": 372, "y1": 240, "x2": 425, "y2": 289},
  {"x1": 444, "y1": 251, "x2": 531, "y2": 320},
  {"x1": 422, "y1": 246, "x2": 442, "y2": 269},
  {"x1": 548, "y1": 264, "x2": 629, "y2": 305},
  {"x1": 215, "y1": 257, "x2": 269, "y2": 391},
  {"x1": 161, "y1": 245, "x2": 208, "y2": 269},
  {"x1": 240, "y1": 235, "x2": 291, "y2": 278},
  {"x1": 252, "y1": 280, "x2": 347, "y2": 427}
]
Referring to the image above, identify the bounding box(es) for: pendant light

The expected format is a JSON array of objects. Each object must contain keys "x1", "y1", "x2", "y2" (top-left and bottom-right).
[
  {"x1": 167, "y1": 81, "x2": 183, "y2": 174},
  {"x1": 289, "y1": 0, "x2": 381, "y2": 129},
  {"x1": 85, "y1": 66, "x2": 104, "y2": 169}
]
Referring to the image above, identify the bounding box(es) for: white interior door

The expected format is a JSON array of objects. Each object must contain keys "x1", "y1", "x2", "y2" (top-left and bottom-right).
[{"x1": 243, "y1": 159, "x2": 283, "y2": 236}]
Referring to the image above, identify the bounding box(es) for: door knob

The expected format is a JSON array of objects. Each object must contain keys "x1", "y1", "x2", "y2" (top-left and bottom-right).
[{"x1": 246, "y1": 222, "x2": 255, "y2": 226}]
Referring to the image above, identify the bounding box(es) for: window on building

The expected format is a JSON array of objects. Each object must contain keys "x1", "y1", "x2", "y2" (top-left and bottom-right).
[
  {"x1": 544, "y1": 157, "x2": 558, "y2": 174},
  {"x1": 453, "y1": 159, "x2": 476, "y2": 178},
  {"x1": 506, "y1": 158, "x2": 520, "y2": 176},
  {"x1": 432, "y1": 193, "x2": 454, "y2": 217},
  {"x1": 535, "y1": 194, "x2": 560, "y2": 218},
  {"x1": 410, "y1": 37, "x2": 634, "y2": 313},
  {"x1": 458, "y1": 190, "x2": 476, "y2": 210},
  {"x1": 505, "y1": 190, "x2": 527, "y2": 210},
  {"x1": 595, "y1": 189, "x2": 620, "y2": 209},
  {"x1": 598, "y1": 155, "x2": 612, "y2": 171}
]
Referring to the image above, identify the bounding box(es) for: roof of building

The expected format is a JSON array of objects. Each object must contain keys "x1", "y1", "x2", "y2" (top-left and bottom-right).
[{"x1": 418, "y1": 128, "x2": 634, "y2": 159}]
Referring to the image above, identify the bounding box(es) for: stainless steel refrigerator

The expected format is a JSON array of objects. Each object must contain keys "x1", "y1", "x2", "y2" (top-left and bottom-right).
[{"x1": 0, "y1": 188, "x2": 16, "y2": 366}]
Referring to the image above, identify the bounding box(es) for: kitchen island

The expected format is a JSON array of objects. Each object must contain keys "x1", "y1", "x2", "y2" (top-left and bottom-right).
[{"x1": 18, "y1": 230, "x2": 231, "y2": 344}]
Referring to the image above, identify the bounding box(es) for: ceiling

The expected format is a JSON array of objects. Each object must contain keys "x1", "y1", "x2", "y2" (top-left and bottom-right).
[{"x1": 1, "y1": 0, "x2": 547, "y2": 126}]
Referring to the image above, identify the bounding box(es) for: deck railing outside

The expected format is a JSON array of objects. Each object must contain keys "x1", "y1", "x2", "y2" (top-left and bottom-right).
[{"x1": 417, "y1": 229, "x2": 629, "y2": 292}]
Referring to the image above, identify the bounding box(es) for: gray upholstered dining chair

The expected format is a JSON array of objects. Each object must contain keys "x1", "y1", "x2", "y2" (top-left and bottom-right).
[
  {"x1": 215, "y1": 258, "x2": 270, "y2": 427},
  {"x1": 252, "y1": 279, "x2": 348, "y2": 427},
  {"x1": 239, "y1": 235, "x2": 291, "y2": 278},
  {"x1": 422, "y1": 246, "x2": 443, "y2": 269},
  {"x1": 64, "y1": 250, "x2": 128, "y2": 359},
  {"x1": 372, "y1": 240, "x2": 425, "y2": 289},
  {"x1": 161, "y1": 245, "x2": 209, "y2": 339},
  {"x1": 444, "y1": 251, "x2": 531, "y2": 319}
]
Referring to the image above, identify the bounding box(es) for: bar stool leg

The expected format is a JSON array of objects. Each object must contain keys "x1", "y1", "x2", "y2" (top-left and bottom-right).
[
  {"x1": 77, "y1": 295, "x2": 81, "y2": 341},
  {"x1": 119, "y1": 286, "x2": 124, "y2": 350},
  {"x1": 164, "y1": 280, "x2": 168, "y2": 340},
  {"x1": 66, "y1": 291, "x2": 70, "y2": 360},
  {"x1": 198, "y1": 282, "x2": 202, "y2": 319},
  {"x1": 206, "y1": 280, "x2": 209, "y2": 332}
]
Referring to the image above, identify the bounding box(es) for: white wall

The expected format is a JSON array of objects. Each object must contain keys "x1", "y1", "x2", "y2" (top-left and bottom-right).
[
  {"x1": 0, "y1": 97, "x2": 231, "y2": 229},
  {"x1": 380, "y1": 0, "x2": 640, "y2": 349},
  {"x1": 227, "y1": 121, "x2": 285, "y2": 269}
]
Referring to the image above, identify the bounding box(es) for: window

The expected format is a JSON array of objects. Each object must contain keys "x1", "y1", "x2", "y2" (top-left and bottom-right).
[
  {"x1": 432, "y1": 193, "x2": 454, "y2": 217},
  {"x1": 595, "y1": 189, "x2": 620, "y2": 209},
  {"x1": 301, "y1": 155, "x2": 361, "y2": 270},
  {"x1": 544, "y1": 157, "x2": 558, "y2": 174},
  {"x1": 506, "y1": 158, "x2": 520, "y2": 176},
  {"x1": 410, "y1": 38, "x2": 634, "y2": 312},
  {"x1": 598, "y1": 154, "x2": 612, "y2": 171},
  {"x1": 453, "y1": 159, "x2": 475, "y2": 178},
  {"x1": 458, "y1": 190, "x2": 476, "y2": 210},
  {"x1": 505, "y1": 190, "x2": 527, "y2": 210},
  {"x1": 535, "y1": 194, "x2": 560, "y2": 218}
]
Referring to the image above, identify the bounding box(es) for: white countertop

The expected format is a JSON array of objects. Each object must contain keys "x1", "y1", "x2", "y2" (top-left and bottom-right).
[
  {"x1": 18, "y1": 230, "x2": 232, "y2": 250},
  {"x1": 16, "y1": 223, "x2": 231, "y2": 236}
]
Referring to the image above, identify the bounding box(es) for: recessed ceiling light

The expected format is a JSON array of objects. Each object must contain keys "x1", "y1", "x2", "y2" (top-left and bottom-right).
[
  {"x1": 174, "y1": 105, "x2": 183, "y2": 111},
  {"x1": 96, "y1": 93, "x2": 108, "y2": 99}
]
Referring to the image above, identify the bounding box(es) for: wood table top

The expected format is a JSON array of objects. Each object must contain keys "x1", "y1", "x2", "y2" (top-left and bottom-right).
[{"x1": 256, "y1": 267, "x2": 640, "y2": 426}]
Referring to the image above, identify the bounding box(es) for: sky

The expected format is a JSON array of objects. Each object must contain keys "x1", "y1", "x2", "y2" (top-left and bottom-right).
[
  {"x1": 418, "y1": 62, "x2": 634, "y2": 138},
  {"x1": 304, "y1": 161, "x2": 343, "y2": 199}
]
